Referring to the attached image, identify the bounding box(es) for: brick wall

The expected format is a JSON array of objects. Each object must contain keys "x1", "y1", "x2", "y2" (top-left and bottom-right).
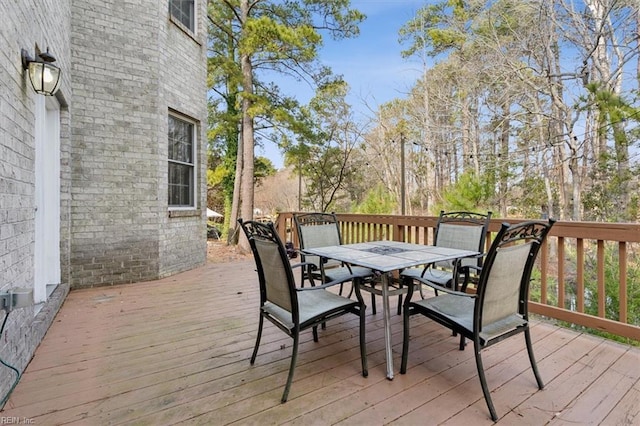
[
  {"x1": 70, "y1": 0, "x2": 207, "y2": 286},
  {"x1": 0, "y1": 0, "x2": 72, "y2": 405},
  {"x1": 158, "y1": 1, "x2": 208, "y2": 277}
]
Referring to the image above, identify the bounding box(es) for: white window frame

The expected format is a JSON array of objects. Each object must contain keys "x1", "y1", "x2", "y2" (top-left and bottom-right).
[
  {"x1": 168, "y1": 112, "x2": 197, "y2": 210},
  {"x1": 169, "y1": 0, "x2": 196, "y2": 33}
]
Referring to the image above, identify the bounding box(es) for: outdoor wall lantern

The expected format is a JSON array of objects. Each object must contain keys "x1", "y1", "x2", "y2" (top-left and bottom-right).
[{"x1": 21, "y1": 48, "x2": 61, "y2": 96}]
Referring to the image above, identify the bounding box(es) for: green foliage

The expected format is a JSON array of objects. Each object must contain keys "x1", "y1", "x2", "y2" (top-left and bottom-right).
[
  {"x1": 283, "y1": 80, "x2": 364, "y2": 212},
  {"x1": 528, "y1": 268, "x2": 542, "y2": 304},
  {"x1": 207, "y1": 156, "x2": 273, "y2": 235},
  {"x1": 301, "y1": 145, "x2": 357, "y2": 212},
  {"x1": 399, "y1": 0, "x2": 477, "y2": 58},
  {"x1": 580, "y1": 244, "x2": 640, "y2": 327},
  {"x1": 579, "y1": 84, "x2": 640, "y2": 221},
  {"x1": 207, "y1": 0, "x2": 365, "y2": 132},
  {"x1": 207, "y1": 0, "x2": 365, "y2": 226},
  {"x1": 577, "y1": 243, "x2": 640, "y2": 344},
  {"x1": 352, "y1": 183, "x2": 396, "y2": 214},
  {"x1": 433, "y1": 170, "x2": 493, "y2": 214},
  {"x1": 512, "y1": 176, "x2": 554, "y2": 219},
  {"x1": 528, "y1": 268, "x2": 559, "y2": 309},
  {"x1": 242, "y1": 16, "x2": 320, "y2": 61},
  {"x1": 207, "y1": 166, "x2": 226, "y2": 188},
  {"x1": 582, "y1": 150, "x2": 639, "y2": 222},
  {"x1": 254, "y1": 156, "x2": 277, "y2": 184},
  {"x1": 582, "y1": 159, "x2": 623, "y2": 222}
]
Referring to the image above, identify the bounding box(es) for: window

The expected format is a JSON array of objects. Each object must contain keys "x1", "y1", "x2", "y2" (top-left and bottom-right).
[
  {"x1": 169, "y1": 0, "x2": 195, "y2": 32},
  {"x1": 168, "y1": 113, "x2": 196, "y2": 208}
]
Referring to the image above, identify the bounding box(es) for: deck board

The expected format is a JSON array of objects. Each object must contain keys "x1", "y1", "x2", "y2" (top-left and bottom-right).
[
  {"x1": 1, "y1": 259, "x2": 638, "y2": 425},
  {"x1": 547, "y1": 345, "x2": 640, "y2": 425}
]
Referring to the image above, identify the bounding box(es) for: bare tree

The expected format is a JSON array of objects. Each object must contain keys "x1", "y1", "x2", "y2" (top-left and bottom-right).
[{"x1": 254, "y1": 167, "x2": 300, "y2": 215}]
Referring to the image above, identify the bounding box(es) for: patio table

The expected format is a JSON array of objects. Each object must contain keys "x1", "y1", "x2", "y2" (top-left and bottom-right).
[{"x1": 302, "y1": 240, "x2": 479, "y2": 380}]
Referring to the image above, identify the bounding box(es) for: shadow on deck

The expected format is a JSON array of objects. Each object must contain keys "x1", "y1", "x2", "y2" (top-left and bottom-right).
[{"x1": 2, "y1": 259, "x2": 639, "y2": 425}]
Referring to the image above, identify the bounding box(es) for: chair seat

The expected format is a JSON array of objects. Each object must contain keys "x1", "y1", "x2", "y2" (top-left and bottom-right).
[
  {"x1": 401, "y1": 267, "x2": 453, "y2": 287},
  {"x1": 263, "y1": 290, "x2": 357, "y2": 330},
  {"x1": 323, "y1": 265, "x2": 373, "y2": 282},
  {"x1": 413, "y1": 295, "x2": 528, "y2": 345}
]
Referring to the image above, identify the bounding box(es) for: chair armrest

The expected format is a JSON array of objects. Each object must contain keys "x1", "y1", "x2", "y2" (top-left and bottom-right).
[
  {"x1": 462, "y1": 264, "x2": 483, "y2": 273},
  {"x1": 426, "y1": 282, "x2": 476, "y2": 298},
  {"x1": 298, "y1": 275, "x2": 367, "y2": 305},
  {"x1": 290, "y1": 261, "x2": 315, "y2": 271},
  {"x1": 398, "y1": 262, "x2": 434, "y2": 279},
  {"x1": 296, "y1": 274, "x2": 361, "y2": 292},
  {"x1": 418, "y1": 262, "x2": 436, "y2": 278},
  {"x1": 407, "y1": 275, "x2": 476, "y2": 299},
  {"x1": 291, "y1": 261, "x2": 320, "y2": 287},
  {"x1": 459, "y1": 264, "x2": 483, "y2": 292}
]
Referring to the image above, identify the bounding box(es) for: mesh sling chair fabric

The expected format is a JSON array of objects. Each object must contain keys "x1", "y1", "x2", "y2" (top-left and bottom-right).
[
  {"x1": 239, "y1": 219, "x2": 368, "y2": 403},
  {"x1": 400, "y1": 219, "x2": 555, "y2": 421},
  {"x1": 294, "y1": 212, "x2": 375, "y2": 298},
  {"x1": 401, "y1": 211, "x2": 492, "y2": 298}
]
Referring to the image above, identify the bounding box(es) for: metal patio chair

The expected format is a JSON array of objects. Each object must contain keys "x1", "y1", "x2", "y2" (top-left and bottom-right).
[
  {"x1": 401, "y1": 210, "x2": 492, "y2": 298},
  {"x1": 400, "y1": 219, "x2": 555, "y2": 421},
  {"x1": 239, "y1": 219, "x2": 368, "y2": 403},
  {"x1": 294, "y1": 212, "x2": 376, "y2": 298}
]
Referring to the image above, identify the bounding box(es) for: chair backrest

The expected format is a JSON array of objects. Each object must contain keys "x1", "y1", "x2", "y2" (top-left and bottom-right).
[
  {"x1": 476, "y1": 220, "x2": 555, "y2": 330},
  {"x1": 294, "y1": 212, "x2": 343, "y2": 269},
  {"x1": 434, "y1": 210, "x2": 492, "y2": 269},
  {"x1": 239, "y1": 219, "x2": 297, "y2": 316}
]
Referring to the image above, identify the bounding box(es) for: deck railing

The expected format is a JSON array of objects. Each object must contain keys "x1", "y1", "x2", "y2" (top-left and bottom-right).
[{"x1": 275, "y1": 212, "x2": 640, "y2": 341}]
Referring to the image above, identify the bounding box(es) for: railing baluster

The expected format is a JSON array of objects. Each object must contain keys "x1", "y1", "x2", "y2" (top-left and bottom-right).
[
  {"x1": 540, "y1": 238, "x2": 548, "y2": 305},
  {"x1": 576, "y1": 238, "x2": 584, "y2": 312},
  {"x1": 558, "y1": 237, "x2": 565, "y2": 309},
  {"x1": 619, "y1": 242, "x2": 627, "y2": 324},
  {"x1": 597, "y1": 240, "x2": 605, "y2": 318}
]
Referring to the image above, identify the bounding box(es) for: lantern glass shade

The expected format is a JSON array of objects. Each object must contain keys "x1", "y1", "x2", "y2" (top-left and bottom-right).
[{"x1": 27, "y1": 61, "x2": 61, "y2": 96}]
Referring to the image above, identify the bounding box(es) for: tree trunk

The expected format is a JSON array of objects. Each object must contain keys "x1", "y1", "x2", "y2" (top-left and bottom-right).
[
  {"x1": 227, "y1": 125, "x2": 243, "y2": 244},
  {"x1": 238, "y1": 0, "x2": 255, "y2": 253},
  {"x1": 499, "y1": 103, "x2": 510, "y2": 218},
  {"x1": 423, "y1": 83, "x2": 433, "y2": 212}
]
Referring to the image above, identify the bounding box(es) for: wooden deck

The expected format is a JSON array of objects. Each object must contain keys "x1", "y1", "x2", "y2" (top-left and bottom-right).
[{"x1": 2, "y1": 258, "x2": 639, "y2": 425}]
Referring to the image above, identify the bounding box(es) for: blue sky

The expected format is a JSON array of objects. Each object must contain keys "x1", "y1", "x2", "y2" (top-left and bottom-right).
[{"x1": 259, "y1": 1, "x2": 428, "y2": 169}]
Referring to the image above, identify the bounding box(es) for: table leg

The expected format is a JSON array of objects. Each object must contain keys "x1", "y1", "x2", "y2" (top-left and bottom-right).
[{"x1": 381, "y1": 273, "x2": 394, "y2": 380}]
